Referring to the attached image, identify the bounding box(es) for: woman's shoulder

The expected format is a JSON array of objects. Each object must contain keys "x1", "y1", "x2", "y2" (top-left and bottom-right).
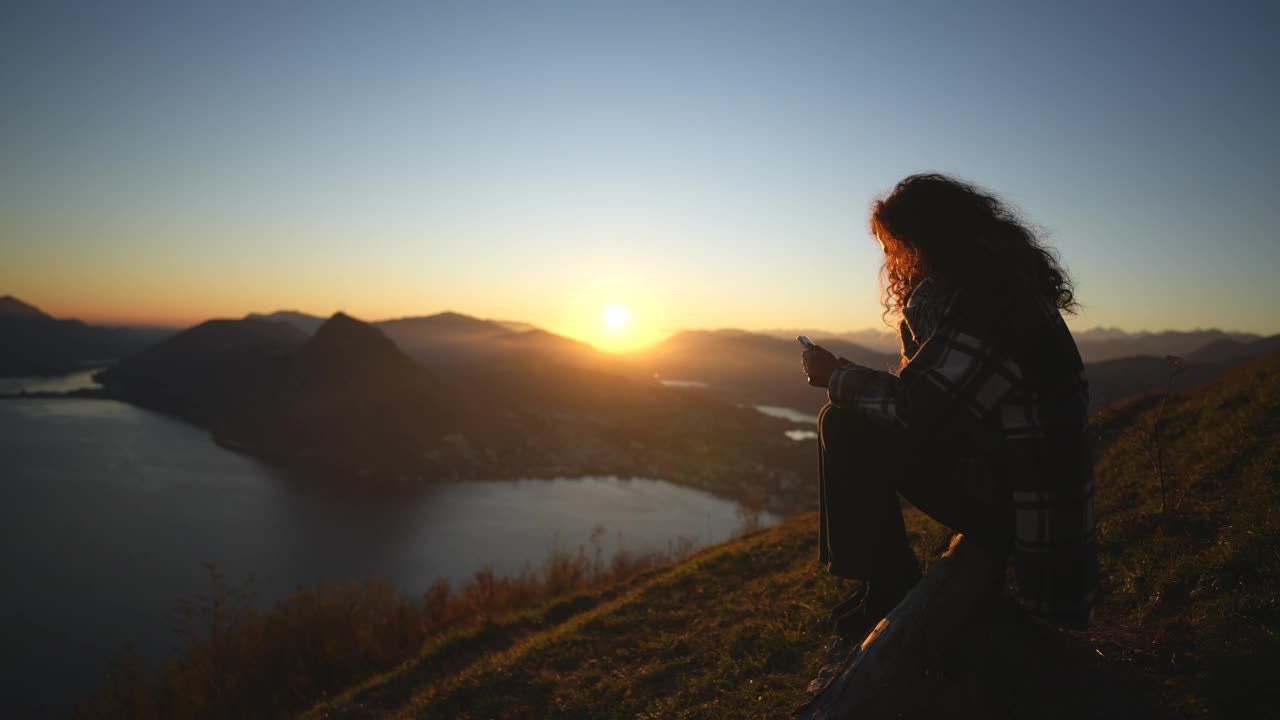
[
  {"x1": 901, "y1": 278, "x2": 959, "y2": 346},
  {"x1": 903, "y1": 277, "x2": 1067, "y2": 348},
  {"x1": 928, "y1": 281, "x2": 1056, "y2": 340},
  {"x1": 903, "y1": 276, "x2": 955, "y2": 310}
]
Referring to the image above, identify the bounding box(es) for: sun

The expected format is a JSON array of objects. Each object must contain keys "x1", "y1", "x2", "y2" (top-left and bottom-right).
[{"x1": 602, "y1": 304, "x2": 631, "y2": 333}]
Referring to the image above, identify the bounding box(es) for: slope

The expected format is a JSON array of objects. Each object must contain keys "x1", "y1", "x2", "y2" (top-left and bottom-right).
[
  {"x1": 218, "y1": 313, "x2": 460, "y2": 478},
  {"x1": 306, "y1": 351, "x2": 1280, "y2": 720},
  {"x1": 245, "y1": 308, "x2": 619, "y2": 373},
  {"x1": 95, "y1": 317, "x2": 309, "y2": 423},
  {"x1": 0, "y1": 295, "x2": 174, "y2": 376},
  {"x1": 1073, "y1": 328, "x2": 1262, "y2": 363},
  {"x1": 1086, "y1": 351, "x2": 1280, "y2": 717},
  {"x1": 99, "y1": 313, "x2": 814, "y2": 507}
]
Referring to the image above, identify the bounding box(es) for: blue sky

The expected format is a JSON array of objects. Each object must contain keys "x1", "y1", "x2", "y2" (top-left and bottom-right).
[{"x1": 2, "y1": 0, "x2": 1277, "y2": 348}]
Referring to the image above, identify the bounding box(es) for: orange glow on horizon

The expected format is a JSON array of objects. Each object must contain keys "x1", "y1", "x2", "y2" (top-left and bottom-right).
[
  {"x1": 31, "y1": 298, "x2": 674, "y2": 353},
  {"x1": 34, "y1": 302, "x2": 234, "y2": 329}
]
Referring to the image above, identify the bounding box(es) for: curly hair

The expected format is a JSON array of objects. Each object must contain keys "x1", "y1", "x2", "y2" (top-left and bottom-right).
[{"x1": 870, "y1": 173, "x2": 1077, "y2": 322}]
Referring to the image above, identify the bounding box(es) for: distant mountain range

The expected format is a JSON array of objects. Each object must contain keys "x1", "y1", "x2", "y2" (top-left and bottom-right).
[
  {"x1": 244, "y1": 310, "x2": 327, "y2": 335},
  {"x1": 760, "y1": 326, "x2": 1267, "y2": 364},
  {"x1": 632, "y1": 328, "x2": 899, "y2": 413},
  {"x1": 93, "y1": 317, "x2": 310, "y2": 423},
  {"x1": 1085, "y1": 333, "x2": 1280, "y2": 409},
  {"x1": 98, "y1": 313, "x2": 469, "y2": 481},
  {"x1": 95, "y1": 312, "x2": 813, "y2": 510},
  {"x1": 646, "y1": 325, "x2": 1280, "y2": 414},
  {"x1": 8, "y1": 293, "x2": 1278, "y2": 429},
  {"x1": 0, "y1": 295, "x2": 175, "y2": 376},
  {"x1": 1072, "y1": 327, "x2": 1265, "y2": 363},
  {"x1": 247, "y1": 309, "x2": 619, "y2": 373}
]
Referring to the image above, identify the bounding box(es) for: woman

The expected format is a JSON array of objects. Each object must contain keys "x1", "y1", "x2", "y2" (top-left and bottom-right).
[{"x1": 802, "y1": 173, "x2": 1096, "y2": 641}]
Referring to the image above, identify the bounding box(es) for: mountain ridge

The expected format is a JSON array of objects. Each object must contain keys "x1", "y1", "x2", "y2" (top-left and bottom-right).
[
  {"x1": 640, "y1": 325, "x2": 1280, "y2": 414},
  {"x1": 241, "y1": 306, "x2": 1274, "y2": 371},
  {"x1": 0, "y1": 295, "x2": 52, "y2": 320},
  {"x1": 0, "y1": 295, "x2": 174, "y2": 375},
  {"x1": 96, "y1": 313, "x2": 814, "y2": 508},
  {"x1": 244, "y1": 308, "x2": 613, "y2": 372}
]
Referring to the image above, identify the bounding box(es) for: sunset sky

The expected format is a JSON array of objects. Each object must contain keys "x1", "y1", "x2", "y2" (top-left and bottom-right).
[{"x1": 3, "y1": 1, "x2": 1278, "y2": 351}]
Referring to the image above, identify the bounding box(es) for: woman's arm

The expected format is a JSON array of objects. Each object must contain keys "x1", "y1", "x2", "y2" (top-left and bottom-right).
[{"x1": 827, "y1": 294, "x2": 1023, "y2": 440}]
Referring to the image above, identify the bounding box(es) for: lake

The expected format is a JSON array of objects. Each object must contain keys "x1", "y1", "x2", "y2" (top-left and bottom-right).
[
  {"x1": 0, "y1": 388, "x2": 777, "y2": 717},
  {"x1": 753, "y1": 405, "x2": 819, "y2": 424},
  {"x1": 755, "y1": 404, "x2": 820, "y2": 441},
  {"x1": 0, "y1": 368, "x2": 103, "y2": 395}
]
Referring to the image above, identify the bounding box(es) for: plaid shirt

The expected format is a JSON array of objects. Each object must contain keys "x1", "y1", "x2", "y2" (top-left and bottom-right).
[{"x1": 827, "y1": 278, "x2": 1097, "y2": 628}]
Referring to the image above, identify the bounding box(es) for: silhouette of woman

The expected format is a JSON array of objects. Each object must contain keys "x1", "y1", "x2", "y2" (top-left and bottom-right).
[{"x1": 801, "y1": 173, "x2": 1096, "y2": 640}]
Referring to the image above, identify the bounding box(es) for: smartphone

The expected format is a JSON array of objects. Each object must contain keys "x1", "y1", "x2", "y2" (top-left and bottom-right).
[{"x1": 797, "y1": 336, "x2": 817, "y2": 349}]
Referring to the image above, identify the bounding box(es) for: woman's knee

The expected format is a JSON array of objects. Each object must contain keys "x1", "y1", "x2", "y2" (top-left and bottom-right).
[
  {"x1": 820, "y1": 402, "x2": 901, "y2": 457},
  {"x1": 818, "y1": 402, "x2": 860, "y2": 452}
]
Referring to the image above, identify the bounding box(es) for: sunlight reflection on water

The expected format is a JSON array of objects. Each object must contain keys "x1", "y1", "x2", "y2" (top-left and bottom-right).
[
  {"x1": 657, "y1": 378, "x2": 709, "y2": 388},
  {"x1": 754, "y1": 404, "x2": 819, "y2": 424},
  {"x1": 753, "y1": 404, "x2": 819, "y2": 441}
]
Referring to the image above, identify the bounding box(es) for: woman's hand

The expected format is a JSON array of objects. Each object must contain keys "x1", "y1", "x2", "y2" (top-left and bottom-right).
[{"x1": 802, "y1": 345, "x2": 841, "y2": 388}]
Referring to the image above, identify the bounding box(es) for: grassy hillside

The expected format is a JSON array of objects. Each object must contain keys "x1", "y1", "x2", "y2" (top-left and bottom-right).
[
  {"x1": 78, "y1": 352, "x2": 1279, "y2": 719},
  {"x1": 302, "y1": 352, "x2": 1280, "y2": 720},
  {"x1": 303, "y1": 511, "x2": 1155, "y2": 720},
  {"x1": 301, "y1": 514, "x2": 884, "y2": 720},
  {"x1": 1087, "y1": 352, "x2": 1280, "y2": 717}
]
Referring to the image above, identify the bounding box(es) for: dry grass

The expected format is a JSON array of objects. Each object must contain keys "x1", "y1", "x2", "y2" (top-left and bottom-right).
[{"x1": 74, "y1": 534, "x2": 694, "y2": 719}]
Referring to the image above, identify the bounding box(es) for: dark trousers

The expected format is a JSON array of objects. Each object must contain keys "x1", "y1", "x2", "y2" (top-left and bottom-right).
[{"x1": 817, "y1": 403, "x2": 1014, "y2": 582}]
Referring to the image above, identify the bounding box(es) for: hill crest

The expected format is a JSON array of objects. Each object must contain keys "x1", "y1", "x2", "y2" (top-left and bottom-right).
[
  {"x1": 0, "y1": 295, "x2": 52, "y2": 320},
  {"x1": 301, "y1": 350, "x2": 1280, "y2": 719}
]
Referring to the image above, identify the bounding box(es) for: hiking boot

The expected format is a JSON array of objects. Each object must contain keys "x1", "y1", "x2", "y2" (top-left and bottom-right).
[
  {"x1": 806, "y1": 636, "x2": 858, "y2": 697},
  {"x1": 832, "y1": 593, "x2": 881, "y2": 642},
  {"x1": 832, "y1": 572, "x2": 921, "y2": 642},
  {"x1": 828, "y1": 584, "x2": 869, "y2": 622}
]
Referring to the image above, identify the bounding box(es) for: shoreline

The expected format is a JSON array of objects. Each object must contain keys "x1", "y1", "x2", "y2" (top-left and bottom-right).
[{"x1": 3, "y1": 389, "x2": 817, "y2": 515}]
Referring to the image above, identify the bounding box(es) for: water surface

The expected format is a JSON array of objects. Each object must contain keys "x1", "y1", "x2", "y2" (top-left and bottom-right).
[
  {"x1": 0, "y1": 368, "x2": 102, "y2": 394},
  {"x1": 657, "y1": 378, "x2": 709, "y2": 388},
  {"x1": 0, "y1": 395, "x2": 774, "y2": 717},
  {"x1": 754, "y1": 404, "x2": 819, "y2": 424}
]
